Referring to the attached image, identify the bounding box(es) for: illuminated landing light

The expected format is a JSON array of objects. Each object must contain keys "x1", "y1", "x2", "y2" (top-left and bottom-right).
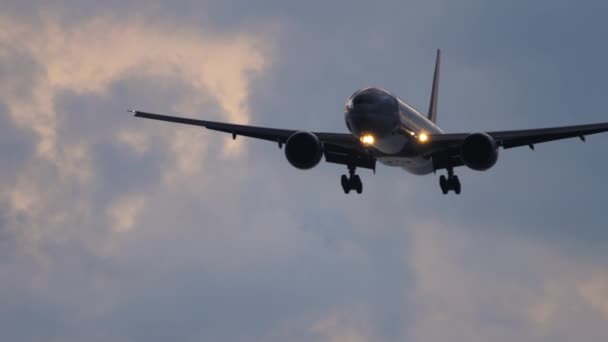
[
  {"x1": 418, "y1": 133, "x2": 429, "y2": 143},
  {"x1": 360, "y1": 134, "x2": 375, "y2": 145}
]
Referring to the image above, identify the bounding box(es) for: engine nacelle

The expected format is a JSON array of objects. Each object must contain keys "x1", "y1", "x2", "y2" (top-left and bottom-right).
[
  {"x1": 284, "y1": 131, "x2": 323, "y2": 170},
  {"x1": 460, "y1": 133, "x2": 499, "y2": 171}
]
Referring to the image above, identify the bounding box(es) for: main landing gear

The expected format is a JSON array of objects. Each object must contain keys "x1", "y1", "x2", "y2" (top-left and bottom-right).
[
  {"x1": 439, "y1": 168, "x2": 461, "y2": 195},
  {"x1": 341, "y1": 165, "x2": 363, "y2": 194}
]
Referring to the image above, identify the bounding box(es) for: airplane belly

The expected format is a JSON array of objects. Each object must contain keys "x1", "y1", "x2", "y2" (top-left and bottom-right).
[
  {"x1": 374, "y1": 134, "x2": 434, "y2": 175},
  {"x1": 378, "y1": 156, "x2": 434, "y2": 175},
  {"x1": 374, "y1": 134, "x2": 407, "y2": 154}
]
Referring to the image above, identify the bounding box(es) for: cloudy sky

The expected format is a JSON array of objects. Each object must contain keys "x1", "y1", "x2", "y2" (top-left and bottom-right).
[{"x1": 1, "y1": 0, "x2": 608, "y2": 341}]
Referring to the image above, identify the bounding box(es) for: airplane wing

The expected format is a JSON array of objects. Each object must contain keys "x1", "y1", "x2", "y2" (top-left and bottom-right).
[
  {"x1": 426, "y1": 122, "x2": 608, "y2": 170},
  {"x1": 131, "y1": 111, "x2": 376, "y2": 170}
]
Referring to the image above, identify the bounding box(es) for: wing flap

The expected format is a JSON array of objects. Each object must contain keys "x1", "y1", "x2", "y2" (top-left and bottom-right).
[{"x1": 324, "y1": 149, "x2": 376, "y2": 170}]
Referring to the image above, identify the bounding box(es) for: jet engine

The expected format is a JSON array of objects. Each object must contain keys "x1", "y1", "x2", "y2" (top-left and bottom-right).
[
  {"x1": 284, "y1": 131, "x2": 323, "y2": 170},
  {"x1": 460, "y1": 133, "x2": 499, "y2": 171}
]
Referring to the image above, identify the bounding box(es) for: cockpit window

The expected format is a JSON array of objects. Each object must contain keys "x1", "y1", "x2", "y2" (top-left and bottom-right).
[{"x1": 352, "y1": 93, "x2": 375, "y2": 105}]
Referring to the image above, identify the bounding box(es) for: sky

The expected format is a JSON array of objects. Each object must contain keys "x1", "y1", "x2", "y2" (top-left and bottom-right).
[{"x1": 1, "y1": 0, "x2": 608, "y2": 341}]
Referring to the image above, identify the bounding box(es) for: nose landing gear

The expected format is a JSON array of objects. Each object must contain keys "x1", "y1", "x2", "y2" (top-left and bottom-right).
[
  {"x1": 341, "y1": 165, "x2": 363, "y2": 194},
  {"x1": 439, "y1": 168, "x2": 461, "y2": 195}
]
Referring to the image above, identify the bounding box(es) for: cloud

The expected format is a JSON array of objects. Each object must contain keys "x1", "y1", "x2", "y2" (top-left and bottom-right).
[
  {"x1": 271, "y1": 306, "x2": 374, "y2": 342},
  {"x1": 309, "y1": 307, "x2": 376, "y2": 342},
  {"x1": 1, "y1": 2, "x2": 608, "y2": 342},
  {"x1": 0, "y1": 10, "x2": 273, "y2": 260},
  {"x1": 106, "y1": 195, "x2": 145, "y2": 234},
  {"x1": 578, "y1": 275, "x2": 608, "y2": 320},
  {"x1": 405, "y1": 221, "x2": 608, "y2": 342},
  {"x1": 0, "y1": 7, "x2": 282, "y2": 341},
  {"x1": 0, "y1": 11, "x2": 269, "y2": 162}
]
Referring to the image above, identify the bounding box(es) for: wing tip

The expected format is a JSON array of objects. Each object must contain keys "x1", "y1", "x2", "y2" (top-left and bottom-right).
[{"x1": 128, "y1": 109, "x2": 141, "y2": 117}]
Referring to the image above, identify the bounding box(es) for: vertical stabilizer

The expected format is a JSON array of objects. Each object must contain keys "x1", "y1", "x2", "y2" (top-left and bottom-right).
[{"x1": 427, "y1": 49, "x2": 441, "y2": 123}]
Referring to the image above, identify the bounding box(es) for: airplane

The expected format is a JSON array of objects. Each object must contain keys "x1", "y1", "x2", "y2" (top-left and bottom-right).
[{"x1": 131, "y1": 49, "x2": 608, "y2": 195}]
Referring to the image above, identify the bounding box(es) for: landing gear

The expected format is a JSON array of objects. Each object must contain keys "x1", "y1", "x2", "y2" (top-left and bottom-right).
[
  {"x1": 439, "y1": 168, "x2": 461, "y2": 195},
  {"x1": 341, "y1": 165, "x2": 363, "y2": 194}
]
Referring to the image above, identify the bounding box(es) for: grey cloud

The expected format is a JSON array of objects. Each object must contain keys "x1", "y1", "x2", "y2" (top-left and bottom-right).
[
  {"x1": 0, "y1": 46, "x2": 40, "y2": 183},
  {"x1": 0, "y1": 105, "x2": 36, "y2": 182},
  {"x1": 1, "y1": 1, "x2": 608, "y2": 341},
  {"x1": 52, "y1": 75, "x2": 224, "y2": 200},
  {"x1": 403, "y1": 221, "x2": 608, "y2": 342}
]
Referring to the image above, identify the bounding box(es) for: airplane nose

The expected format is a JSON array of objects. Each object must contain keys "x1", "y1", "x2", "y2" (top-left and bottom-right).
[
  {"x1": 346, "y1": 105, "x2": 399, "y2": 137},
  {"x1": 347, "y1": 112, "x2": 394, "y2": 137},
  {"x1": 345, "y1": 88, "x2": 399, "y2": 137}
]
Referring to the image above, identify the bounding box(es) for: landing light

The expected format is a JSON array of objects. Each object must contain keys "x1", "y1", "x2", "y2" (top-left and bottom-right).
[
  {"x1": 418, "y1": 133, "x2": 429, "y2": 143},
  {"x1": 360, "y1": 134, "x2": 375, "y2": 145}
]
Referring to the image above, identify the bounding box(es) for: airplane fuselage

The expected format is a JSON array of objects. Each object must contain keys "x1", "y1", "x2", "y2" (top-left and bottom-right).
[{"x1": 345, "y1": 87, "x2": 443, "y2": 175}]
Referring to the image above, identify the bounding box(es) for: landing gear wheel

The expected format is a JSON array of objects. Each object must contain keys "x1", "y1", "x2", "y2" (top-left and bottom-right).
[
  {"x1": 439, "y1": 175, "x2": 448, "y2": 194},
  {"x1": 340, "y1": 166, "x2": 363, "y2": 194},
  {"x1": 341, "y1": 175, "x2": 350, "y2": 194},
  {"x1": 438, "y1": 170, "x2": 462, "y2": 195},
  {"x1": 453, "y1": 176, "x2": 461, "y2": 195},
  {"x1": 352, "y1": 175, "x2": 363, "y2": 194}
]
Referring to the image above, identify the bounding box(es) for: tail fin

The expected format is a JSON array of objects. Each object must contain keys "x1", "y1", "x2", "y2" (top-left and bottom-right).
[{"x1": 427, "y1": 49, "x2": 441, "y2": 123}]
